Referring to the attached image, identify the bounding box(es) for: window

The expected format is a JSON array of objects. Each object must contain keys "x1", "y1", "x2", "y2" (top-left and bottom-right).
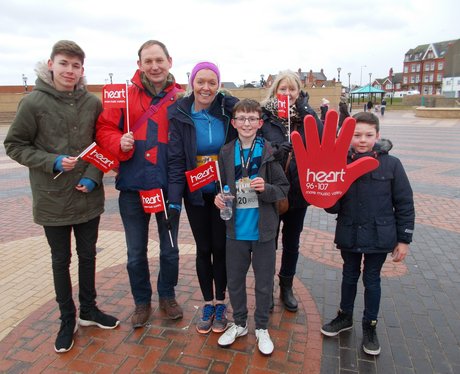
[
  {"x1": 404, "y1": 66, "x2": 409, "y2": 73},
  {"x1": 411, "y1": 76, "x2": 415, "y2": 83},
  {"x1": 424, "y1": 75, "x2": 429, "y2": 82},
  {"x1": 424, "y1": 64, "x2": 429, "y2": 71},
  {"x1": 438, "y1": 62, "x2": 443, "y2": 70},
  {"x1": 416, "y1": 75, "x2": 420, "y2": 83},
  {"x1": 416, "y1": 64, "x2": 421, "y2": 72},
  {"x1": 431, "y1": 62, "x2": 435, "y2": 70},
  {"x1": 436, "y1": 74, "x2": 442, "y2": 82},
  {"x1": 403, "y1": 77, "x2": 408, "y2": 84},
  {"x1": 429, "y1": 74, "x2": 434, "y2": 82},
  {"x1": 412, "y1": 65, "x2": 417, "y2": 72}
]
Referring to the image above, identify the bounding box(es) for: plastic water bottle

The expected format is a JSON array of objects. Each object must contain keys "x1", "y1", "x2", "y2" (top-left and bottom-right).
[{"x1": 220, "y1": 185, "x2": 233, "y2": 220}]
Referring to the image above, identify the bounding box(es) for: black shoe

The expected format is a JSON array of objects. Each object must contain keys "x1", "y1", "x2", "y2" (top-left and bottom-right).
[
  {"x1": 321, "y1": 310, "x2": 353, "y2": 337},
  {"x1": 54, "y1": 319, "x2": 78, "y2": 353},
  {"x1": 79, "y1": 307, "x2": 120, "y2": 329},
  {"x1": 362, "y1": 320, "x2": 381, "y2": 355}
]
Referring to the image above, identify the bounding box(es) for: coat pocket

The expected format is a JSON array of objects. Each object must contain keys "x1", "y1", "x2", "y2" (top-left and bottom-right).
[
  {"x1": 375, "y1": 216, "x2": 397, "y2": 249},
  {"x1": 335, "y1": 215, "x2": 355, "y2": 248}
]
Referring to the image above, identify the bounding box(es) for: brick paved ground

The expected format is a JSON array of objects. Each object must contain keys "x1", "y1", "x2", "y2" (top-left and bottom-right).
[{"x1": 0, "y1": 110, "x2": 459, "y2": 373}]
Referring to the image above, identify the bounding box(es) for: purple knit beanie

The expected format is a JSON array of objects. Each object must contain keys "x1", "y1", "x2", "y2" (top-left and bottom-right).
[{"x1": 189, "y1": 61, "x2": 220, "y2": 88}]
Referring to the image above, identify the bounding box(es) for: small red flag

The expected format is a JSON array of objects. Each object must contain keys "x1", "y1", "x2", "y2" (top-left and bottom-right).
[
  {"x1": 139, "y1": 188, "x2": 165, "y2": 214},
  {"x1": 102, "y1": 84, "x2": 127, "y2": 108},
  {"x1": 277, "y1": 94, "x2": 289, "y2": 118},
  {"x1": 185, "y1": 161, "x2": 219, "y2": 192},
  {"x1": 81, "y1": 143, "x2": 119, "y2": 173}
]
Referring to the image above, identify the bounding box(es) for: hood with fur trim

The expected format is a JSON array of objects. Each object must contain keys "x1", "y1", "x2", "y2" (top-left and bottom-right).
[{"x1": 34, "y1": 60, "x2": 87, "y2": 90}]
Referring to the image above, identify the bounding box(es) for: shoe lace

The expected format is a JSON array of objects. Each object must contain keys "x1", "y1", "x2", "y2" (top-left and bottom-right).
[
  {"x1": 202, "y1": 304, "x2": 215, "y2": 321},
  {"x1": 215, "y1": 304, "x2": 226, "y2": 321},
  {"x1": 364, "y1": 326, "x2": 377, "y2": 343}
]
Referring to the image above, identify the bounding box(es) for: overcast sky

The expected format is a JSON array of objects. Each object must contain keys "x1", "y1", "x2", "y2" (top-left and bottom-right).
[{"x1": 1, "y1": 0, "x2": 458, "y2": 87}]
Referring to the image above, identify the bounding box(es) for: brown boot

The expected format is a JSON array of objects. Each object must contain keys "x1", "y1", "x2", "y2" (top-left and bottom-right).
[
  {"x1": 131, "y1": 303, "x2": 152, "y2": 328},
  {"x1": 159, "y1": 298, "x2": 183, "y2": 320}
]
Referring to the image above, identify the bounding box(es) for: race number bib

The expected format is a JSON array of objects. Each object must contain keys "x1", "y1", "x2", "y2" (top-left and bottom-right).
[{"x1": 236, "y1": 178, "x2": 259, "y2": 209}]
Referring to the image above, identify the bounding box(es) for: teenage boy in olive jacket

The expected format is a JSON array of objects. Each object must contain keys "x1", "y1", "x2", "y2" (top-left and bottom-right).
[{"x1": 4, "y1": 40, "x2": 119, "y2": 354}]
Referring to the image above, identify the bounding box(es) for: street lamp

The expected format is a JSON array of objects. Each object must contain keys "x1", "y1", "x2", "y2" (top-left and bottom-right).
[
  {"x1": 108, "y1": 73, "x2": 113, "y2": 84},
  {"x1": 186, "y1": 72, "x2": 190, "y2": 84},
  {"x1": 243, "y1": 79, "x2": 246, "y2": 88},
  {"x1": 22, "y1": 74, "x2": 28, "y2": 92},
  {"x1": 260, "y1": 74, "x2": 265, "y2": 88},
  {"x1": 337, "y1": 67, "x2": 341, "y2": 82},
  {"x1": 360, "y1": 65, "x2": 367, "y2": 87},
  {"x1": 348, "y1": 72, "x2": 352, "y2": 112},
  {"x1": 369, "y1": 72, "x2": 372, "y2": 102}
]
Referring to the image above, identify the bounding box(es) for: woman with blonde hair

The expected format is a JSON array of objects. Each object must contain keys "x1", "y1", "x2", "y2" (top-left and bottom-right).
[{"x1": 260, "y1": 70, "x2": 323, "y2": 312}]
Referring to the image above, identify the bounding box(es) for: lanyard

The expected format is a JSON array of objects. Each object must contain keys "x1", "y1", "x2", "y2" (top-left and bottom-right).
[{"x1": 238, "y1": 137, "x2": 257, "y2": 178}]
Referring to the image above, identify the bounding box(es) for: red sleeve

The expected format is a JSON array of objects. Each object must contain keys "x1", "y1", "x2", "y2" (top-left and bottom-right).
[{"x1": 96, "y1": 108, "x2": 134, "y2": 161}]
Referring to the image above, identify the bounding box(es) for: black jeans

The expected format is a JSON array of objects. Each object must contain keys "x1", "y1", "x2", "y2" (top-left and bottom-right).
[
  {"x1": 44, "y1": 216, "x2": 100, "y2": 321},
  {"x1": 279, "y1": 207, "x2": 308, "y2": 277},
  {"x1": 340, "y1": 251, "x2": 388, "y2": 321},
  {"x1": 185, "y1": 193, "x2": 226, "y2": 302}
]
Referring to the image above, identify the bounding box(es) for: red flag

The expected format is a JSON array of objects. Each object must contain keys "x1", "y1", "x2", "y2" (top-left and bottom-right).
[
  {"x1": 185, "y1": 161, "x2": 219, "y2": 192},
  {"x1": 139, "y1": 188, "x2": 165, "y2": 213},
  {"x1": 277, "y1": 94, "x2": 289, "y2": 118},
  {"x1": 81, "y1": 143, "x2": 119, "y2": 173},
  {"x1": 102, "y1": 84, "x2": 127, "y2": 108}
]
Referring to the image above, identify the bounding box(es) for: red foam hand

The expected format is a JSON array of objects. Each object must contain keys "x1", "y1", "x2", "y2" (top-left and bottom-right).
[{"x1": 291, "y1": 110, "x2": 379, "y2": 208}]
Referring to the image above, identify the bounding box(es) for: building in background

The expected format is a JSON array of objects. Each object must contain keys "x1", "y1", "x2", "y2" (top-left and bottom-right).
[{"x1": 402, "y1": 39, "x2": 460, "y2": 95}]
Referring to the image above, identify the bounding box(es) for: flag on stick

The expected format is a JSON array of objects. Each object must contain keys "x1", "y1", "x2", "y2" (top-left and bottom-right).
[
  {"x1": 80, "y1": 143, "x2": 119, "y2": 173},
  {"x1": 102, "y1": 84, "x2": 127, "y2": 108},
  {"x1": 277, "y1": 94, "x2": 289, "y2": 118},
  {"x1": 185, "y1": 161, "x2": 219, "y2": 192},
  {"x1": 139, "y1": 188, "x2": 174, "y2": 246}
]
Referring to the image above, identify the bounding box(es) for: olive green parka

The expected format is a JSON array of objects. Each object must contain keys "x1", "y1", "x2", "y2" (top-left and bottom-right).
[{"x1": 4, "y1": 62, "x2": 104, "y2": 226}]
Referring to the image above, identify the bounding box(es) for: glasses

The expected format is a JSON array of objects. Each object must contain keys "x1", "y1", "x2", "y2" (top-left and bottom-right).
[{"x1": 233, "y1": 116, "x2": 260, "y2": 125}]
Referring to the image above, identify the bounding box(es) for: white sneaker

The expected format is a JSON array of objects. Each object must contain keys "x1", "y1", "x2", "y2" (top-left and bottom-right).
[
  {"x1": 218, "y1": 323, "x2": 248, "y2": 347},
  {"x1": 255, "y1": 329, "x2": 274, "y2": 355}
]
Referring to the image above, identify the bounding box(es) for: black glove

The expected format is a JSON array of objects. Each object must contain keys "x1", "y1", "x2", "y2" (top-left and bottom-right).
[
  {"x1": 165, "y1": 204, "x2": 180, "y2": 230},
  {"x1": 273, "y1": 141, "x2": 292, "y2": 161}
]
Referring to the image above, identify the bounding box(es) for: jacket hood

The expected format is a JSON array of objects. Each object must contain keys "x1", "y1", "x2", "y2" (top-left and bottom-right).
[
  {"x1": 350, "y1": 138, "x2": 393, "y2": 160},
  {"x1": 34, "y1": 61, "x2": 87, "y2": 90}
]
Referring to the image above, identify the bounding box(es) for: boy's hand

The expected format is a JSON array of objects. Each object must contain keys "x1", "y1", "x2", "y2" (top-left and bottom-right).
[
  {"x1": 391, "y1": 243, "x2": 409, "y2": 262},
  {"x1": 214, "y1": 193, "x2": 225, "y2": 209},
  {"x1": 291, "y1": 110, "x2": 379, "y2": 208},
  {"x1": 250, "y1": 177, "x2": 265, "y2": 192}
]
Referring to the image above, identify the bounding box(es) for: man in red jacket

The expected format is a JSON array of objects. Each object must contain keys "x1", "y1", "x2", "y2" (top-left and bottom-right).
[{"x1": 96, "y1": 40, "x2": 184, "y2": 327}]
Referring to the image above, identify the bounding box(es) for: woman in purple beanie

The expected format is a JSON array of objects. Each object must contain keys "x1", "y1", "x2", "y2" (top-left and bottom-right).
[{"x1": 167, "y1": 62, "x2": 239, "y2": 335}]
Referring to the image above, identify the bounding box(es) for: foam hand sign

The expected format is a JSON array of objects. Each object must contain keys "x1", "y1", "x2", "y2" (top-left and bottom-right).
[{"x1": 291, "y1": 110, "x2": 379, "y2": 208}]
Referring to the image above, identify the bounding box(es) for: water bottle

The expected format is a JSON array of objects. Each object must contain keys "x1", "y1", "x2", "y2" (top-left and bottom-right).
[{"x1": 220, "y1": 185, "x2": 233, "y2": 220}]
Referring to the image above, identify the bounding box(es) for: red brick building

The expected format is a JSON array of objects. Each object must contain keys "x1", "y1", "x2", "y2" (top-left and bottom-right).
[{"x1": 402, "y1": 39, "x2": 460, "y2": 95}]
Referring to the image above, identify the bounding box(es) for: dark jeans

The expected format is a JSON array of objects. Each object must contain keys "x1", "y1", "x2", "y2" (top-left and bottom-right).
[
  {"x1": 44, "y1": 216, "x2": 100, "y2": 321},
  {"x1": 185, "y1": 193, "x2": 226, "y2": 302},
  {"x1": 339, "y1": 251, "x2": 388, "y2": 321},
  {"x1": 119, "y1": 191, "x2": 179, "y2": 304},
  {"x1": 226, "y1": 238, "x2": 276, "y2": 329},
  {"x1": 278, "y1": 207, "x2": 307, "y2": 277}
]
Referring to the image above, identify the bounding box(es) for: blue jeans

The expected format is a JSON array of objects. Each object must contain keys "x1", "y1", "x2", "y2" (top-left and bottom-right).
[
  {"x1": 340, "y1": 251, "x2": 387, "y2": 321},
  {"x1": 279, "y1": 207, "x2": 307, "y2": 277},
  {"x1": 119, "y1": 191, "x2": 179, "y2": 304},
  {"x1": 44, "y1": 216, "x2": 100, "y2": 321}
]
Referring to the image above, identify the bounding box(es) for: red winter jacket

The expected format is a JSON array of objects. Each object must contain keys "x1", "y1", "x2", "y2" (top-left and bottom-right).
[{"x1": 96, "y1": 70, "x2": 183, "y2": 192}]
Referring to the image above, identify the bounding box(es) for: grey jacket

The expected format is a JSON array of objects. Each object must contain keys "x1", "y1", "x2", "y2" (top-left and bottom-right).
[
  {"x1": 4, "y1": 62, "x2": 104, "y2": 226},
  {"x1": 218, "y1": 138, "x2": 289, "y2": 242}
]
